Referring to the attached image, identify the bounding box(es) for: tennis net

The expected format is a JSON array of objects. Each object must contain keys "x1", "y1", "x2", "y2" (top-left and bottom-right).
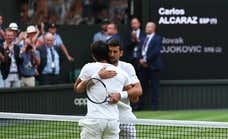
[{"x1": 0, "y1": 112, "x2": 228, "y2": 139}]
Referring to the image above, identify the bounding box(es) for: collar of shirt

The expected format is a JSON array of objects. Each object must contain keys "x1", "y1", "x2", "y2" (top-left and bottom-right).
[
  {"x1": 46, "y1": 45, "x2": 54, "y2": 49},
  {"x1": 141, "y1": 33, "x2": 155, "y2": 59},
  {"x1": 147, "y1": 33, "x2": 155, "y2": 41},
  {"x1": 144, "y1": 33, "x2": 155, "y2": 47},
  {"x1": 106, "y1": 35, "x2": 112, "y2": 40},
  {"x1": 135, "y1": 29, "x2": 140, "y2": 38}
]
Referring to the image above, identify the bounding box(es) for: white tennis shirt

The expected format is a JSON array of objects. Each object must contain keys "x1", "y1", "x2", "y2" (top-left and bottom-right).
[
  {"x1": 79, "y1": 62, "x2": 131, "y2": 120},
  {"x1": 117, "y1": 61, "x2": 140, "y2": 120}
]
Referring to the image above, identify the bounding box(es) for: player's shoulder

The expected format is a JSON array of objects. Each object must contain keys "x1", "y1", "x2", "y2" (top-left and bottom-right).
[
  {"x1": 118, "y1": 61, "x2": 135, "y2": 70},
  {"x1": 83, "y1": 62, "x2": 115, "y2": 71},
  {"x1": 81, "y1": 62, "x2": 99, "y2": 71},
  {"x1": 81, "y1": 62, "x2": 94, "y2": 68}
]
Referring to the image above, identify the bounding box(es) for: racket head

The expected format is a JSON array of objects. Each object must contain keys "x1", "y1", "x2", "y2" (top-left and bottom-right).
[{"x1": 86, "y1": 78, "x2": 109, "y2": 104}]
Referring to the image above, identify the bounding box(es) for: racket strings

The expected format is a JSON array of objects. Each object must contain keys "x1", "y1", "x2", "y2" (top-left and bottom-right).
[{"x1": 86, "y1": 78, "x2": 109, "y2": 104}]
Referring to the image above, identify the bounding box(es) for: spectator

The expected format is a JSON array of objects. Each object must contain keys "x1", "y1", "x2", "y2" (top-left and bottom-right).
[
  {"x1": 18, "y1": 25, "x2": 41, "y2": 87},
  {"x1": 63, "y1": 0, "x2": 83, "y2": 25},
  {"x1": 136, "y1": 22, "x2": 163, "y2": 110},
  {"x1": 94, "y1": 8, "x2": 109, "y2": 24},
  {"x1": 19, "y1": 3, "x2": 31, "y2": 26},
  {"x1": 19, "y1": 38, "x2": 40, "y2": 87},
  {"x1": 8, "y1": 22, "x2": 23, "y2": 47},
  {"x1": 26, "y1": 25, "x2": 40, "y2": 47},
  {"x1": 0, "y1": 36, "x2": 8, "y2": 88},
  {"x1": 31, "y1": 0, "x2": 48, "y2": 24},
  {"x1": 37, "y1": 23, "x2": 74, "y2": 61},
  {"x1": 82, "y1": 0, "x2": 93, "y2": 23},
  {"x1": 8, "y1": 22, "x2": 19, "y2": 38},
  {"x1": 106, "y1": 22, "x2": 121, "y2": 42},
  {"x1": 37, "y1": 33, "x2": 62, "y2": 85},
  {"x1": 124, "y1": 17, "x2": 145, "y2": 69},
  {"x1": 93, "y1": 18, "x2": 110, "y2": 42},
  {"x1": 2, "y1": 29, "x2": 21, "y2": 88},
  {"x1": 0, "y1": 15, "x2": 4, "y2": 46},
  {"x1": 92, "y1": 0, "x2": 109, "y2": 23},
  {"x1": 109, "y1": 0, "x2": 128, "y2": 24}
]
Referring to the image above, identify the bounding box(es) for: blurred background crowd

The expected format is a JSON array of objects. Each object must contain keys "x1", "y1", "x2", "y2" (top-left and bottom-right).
[
  {"x1": 0, "y1": 0, "x2": 133, "y2": 89},
  {"x1": 20, "y1": 0, "x2": 129, "y2": 26}
]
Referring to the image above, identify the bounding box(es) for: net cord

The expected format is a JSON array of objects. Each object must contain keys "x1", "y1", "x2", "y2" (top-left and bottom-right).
[{"x1": 0, "y1": 112, "x2": 228, "y2": 128}]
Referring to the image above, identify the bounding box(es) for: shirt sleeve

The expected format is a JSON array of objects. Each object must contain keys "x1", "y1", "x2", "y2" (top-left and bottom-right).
[
  {"x1": 35, "y1": 50, "x2": 40, "y2": 60},
  {"x1": 122, "y1": 70, "x2": 132, "y2": 87},
  {"x1": 78, "y1": 64, "x2": 91, "y2": 81},
  {"x1": 127, "y1": 63, "x2": 140, "y2": 84},
  {"x1": 55, "y1": 34, "x2": 63, "y2": 46},
  {"x1": 93, "y1": 33, "x2": 99, "y2": 42}
]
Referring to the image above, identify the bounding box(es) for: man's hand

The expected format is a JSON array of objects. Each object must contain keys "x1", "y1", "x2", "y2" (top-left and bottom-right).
[
  {"x1": 139, "y1": 59, "x2": 148, "y2": 68},
  {"x1": 0, "y1": 28, "x2": 4, "y2": 37},
  {"x1": 129, "y1": 96, "x2": 139, "y2": 103},
  {"x1": 98, "y1": 67, "x2": 117, "y2": 79},
  {"x1": 108, "y1": 93, "x2": 121, "y2": 104},
  {"x1": 123, "y1": 84, "x2": 133, "y2": 91},
  {"x1": 67, "y1": 55, "x2": 74, "y2": 62},
  {"x1": 131, "y1": 31, "x2": 140, "y2": 43},
  {"x1": 18, "y1": 32, "x2": 26, "y2": 41},
  {"x1": 86, "y1": 79, "x2": 94, "y2": 90},
  {"x1": 0, "y1": 52, "x2": 4, "y2": 61}
]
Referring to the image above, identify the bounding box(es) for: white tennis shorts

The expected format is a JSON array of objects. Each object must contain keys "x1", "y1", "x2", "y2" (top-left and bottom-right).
[{"x1": 79, "y1": 118, "x2": 120, "y2": 139}]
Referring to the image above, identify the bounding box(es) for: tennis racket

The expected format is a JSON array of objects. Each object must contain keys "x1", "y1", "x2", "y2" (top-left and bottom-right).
[
  {"x1": 85, "y1": 77, "x2": 132, "y2": 109},
  {"x1": 86, "y1": 78, "x2": 110, "y2": 104}
]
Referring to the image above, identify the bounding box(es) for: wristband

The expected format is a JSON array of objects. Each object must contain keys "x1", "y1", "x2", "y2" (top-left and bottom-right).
[{"x1": 120, "y1": 91, "x2": 128, "y2": 99}]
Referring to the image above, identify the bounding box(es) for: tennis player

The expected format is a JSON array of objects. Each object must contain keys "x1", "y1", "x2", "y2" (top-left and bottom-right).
[
  {"x1": 74, "y1": 41, "x2": 132, "y2": 139},
  {"x1": 99, "y1": 39, "x2": 142, "y2": 139}
]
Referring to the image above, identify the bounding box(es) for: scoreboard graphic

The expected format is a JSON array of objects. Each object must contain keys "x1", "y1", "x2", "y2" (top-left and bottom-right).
[{"x1": 150, "y1": 0, "x2": 228, "y2": 79}]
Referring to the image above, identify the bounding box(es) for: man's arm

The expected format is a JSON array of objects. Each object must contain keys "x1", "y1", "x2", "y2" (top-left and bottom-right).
[
  {"x1": 0, "y1": 28, "x2": 4, "y2": 38},
  {"x1": 74, "y1": 76, "x2": 121, "y2": 104},
  {"x1": 74, "y1": 66, "x2": 116, "y2": 93},
  {"x1": 32, "y1": 50, "x2": 41, "y2": 66},
  {"x1": 98, "y1": 67, "x2": 142, "y2": 103},
  {"x1": 74, "y1": 78, "x2": 88, "y2": 93},
  {"x1": 98, "y1": 67, "x2": 117, "y2": 79},
  {"x1": 124, "y1": 82, "x2": 142, "y2": 103},
  {"x1": 123, "y1": 63, "x2": 143, "y2": 103},
  {"x1": 0, "y1": 52, "x2": 5, "y2": 62},
  {"x1": 60, "y1": 44, "x2": 74, "y2": 61},
  {"x1": 73, "y1": 63, "x2": 90, "y2": 93}
]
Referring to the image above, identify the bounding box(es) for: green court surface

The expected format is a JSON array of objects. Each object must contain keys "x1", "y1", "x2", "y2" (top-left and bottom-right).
[
  {"x1": 1, "y1": 110, "x2": 228, "y2": 139},
  {"x1": 134, "y1": 110, "x2": 228, "y2": 122}
]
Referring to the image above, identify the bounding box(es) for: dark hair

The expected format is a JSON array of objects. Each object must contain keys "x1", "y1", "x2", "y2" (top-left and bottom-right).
[
  {"x1": 101, "y1": 18, "x2": 110, "y2": 25},
  {"x1": 5, "y1": 28, "x2": 13, "y2": 32},
  {"x1": 90, "y1": 41, "x2": 108, "y2": 61},
  {"x1": 107, "y1": 39, "x2": 123, "y2": 50},
  {"x1": 131, "y1": 17, "x2": 141, "y2": 23}
]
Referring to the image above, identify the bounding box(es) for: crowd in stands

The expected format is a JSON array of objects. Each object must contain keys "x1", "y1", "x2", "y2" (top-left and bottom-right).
[
  {"x1": 0, "y1": 13, "x2": 74, "y2": 88},
  {"x1": 20, "y1": 0, "x2": 128, "y2": 25},
  {"x1": 0, "y1": 0, "x2": 129, "y2": 89}
]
